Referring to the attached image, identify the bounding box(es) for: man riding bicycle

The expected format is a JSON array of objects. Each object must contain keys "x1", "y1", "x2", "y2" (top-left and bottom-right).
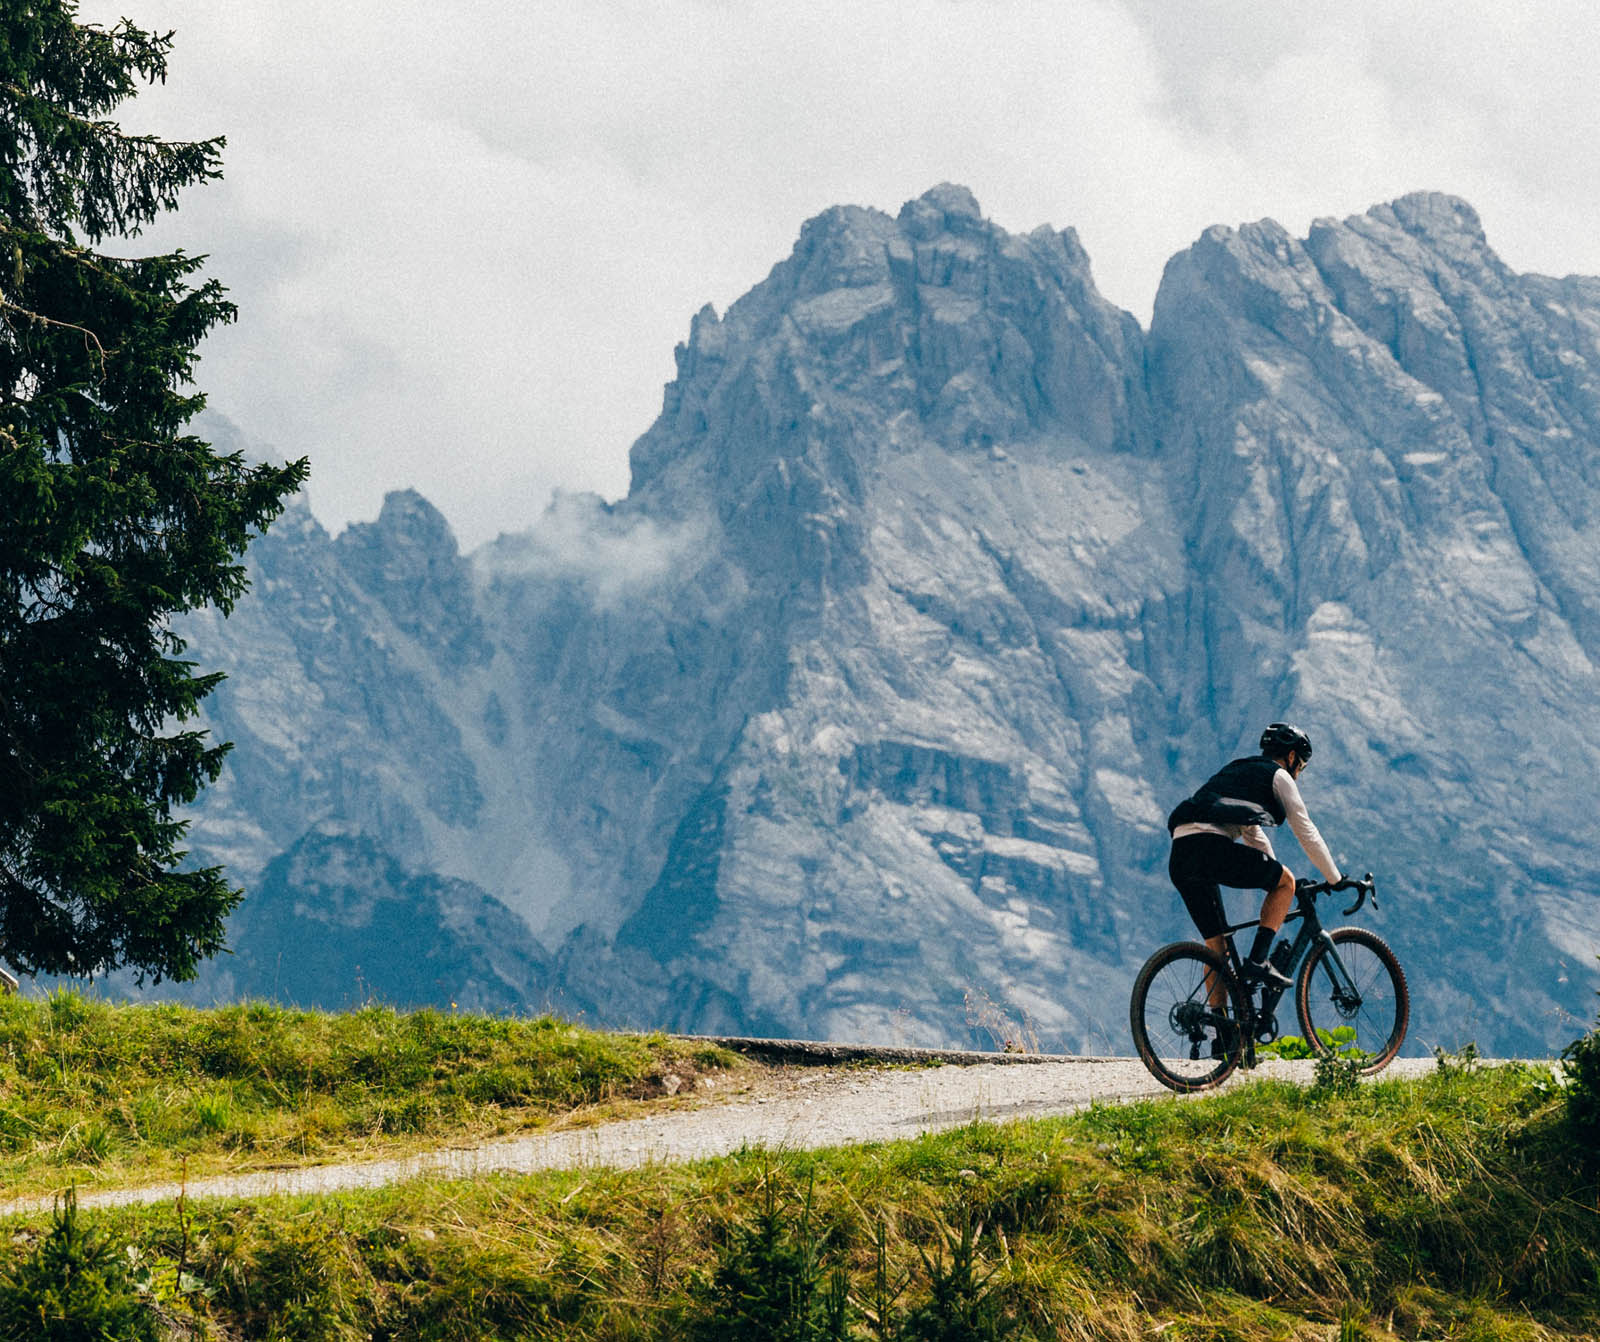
[{"x1": 1166, "y1": 723, "x2": 1342, "y2": 991}]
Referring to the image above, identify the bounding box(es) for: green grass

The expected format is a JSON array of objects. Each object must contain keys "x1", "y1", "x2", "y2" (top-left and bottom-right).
[
  {"x1": 0, "y1": 991, "x2": 740, "y2": 1197},
  {"x1": 4, "y1": 1063, "x2": 1595, "y2": 1340}
]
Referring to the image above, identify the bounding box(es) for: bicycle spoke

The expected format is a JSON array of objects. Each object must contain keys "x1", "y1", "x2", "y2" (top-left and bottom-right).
[
  {"x1": 1297, "y1": 928, "x2": 1408, "y2": 1072},
  {"x1": 1130, "y1": 943, "x2": 1244, "y2": 1091}
]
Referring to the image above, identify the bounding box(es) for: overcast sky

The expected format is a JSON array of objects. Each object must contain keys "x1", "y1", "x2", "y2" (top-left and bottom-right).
[{"x1": 78, "y1": 0, "x2": 1600, "y2": 550}]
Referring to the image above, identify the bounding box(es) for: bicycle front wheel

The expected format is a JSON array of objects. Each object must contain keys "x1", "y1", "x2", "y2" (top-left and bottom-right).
[
  {"x1": 1129, "y1": 941, "x2": 1248, "y2": 1093},
  {"x1": 1295, "y1": 926, "x2": 1409, "y2": 1073}
]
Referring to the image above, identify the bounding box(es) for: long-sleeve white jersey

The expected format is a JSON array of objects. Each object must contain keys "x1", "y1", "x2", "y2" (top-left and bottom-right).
[{"x1": 1172, "y1": 767, "x2": 1341, "y2": 884}]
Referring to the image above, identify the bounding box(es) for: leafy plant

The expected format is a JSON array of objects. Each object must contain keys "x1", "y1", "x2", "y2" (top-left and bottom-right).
[
  {"x1": 1560, "y1": 964, "x2": 1600, "y2": 1151},
  {"x1": 1432, "y1": 1041, "x2": 1482, "y2": 1075},
  {"x1": 860, "y1": 1218, "x2": 911, "y2": 1341},
  {"x1": 691, "y1": 1175, "x2": 849, "y2": 1341},
  {"x1": 1258, "y1": 1034, "x2": 1313, "y2": 1060},
  {"x1": 900, "y1": 1207, "x2": 1019, "y2": 1342},
  {"x1": 1309, "y1": 1050, "x2": 1362, "y2": 1100},
  {"x1": 0, "y1": 1188, "x2": 158, "y2": 1340}
]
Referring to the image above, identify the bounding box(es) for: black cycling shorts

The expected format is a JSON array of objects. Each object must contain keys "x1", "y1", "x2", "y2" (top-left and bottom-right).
[{"x1": 1168, "y1": 833, "x2": 1284, "y2": 939}]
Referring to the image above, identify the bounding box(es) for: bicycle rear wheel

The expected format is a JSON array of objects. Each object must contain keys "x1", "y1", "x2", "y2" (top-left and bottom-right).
[
  {"x1": 1295, "y1": 926, "x2": 1409, "y2": 1073},
  {"x1": 1129, "y1": 941, "x2": 1248, "y2": 1093}
]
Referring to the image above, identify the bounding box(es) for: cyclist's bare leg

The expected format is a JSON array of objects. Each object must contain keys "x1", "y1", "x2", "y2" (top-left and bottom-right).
[
  {"x1": 1239, "y1": 864, "x2": 1297, "y2": 971},
  {"x1": 1259, "y1": 865, "x2": 1295, "y2": 934},
  {"x1": 1204, "y1": 935, "x2": 1227, "y2": 1006},
  {"x1": 1199, "y1": 863, "x2": 1293, "y2": 1002}
]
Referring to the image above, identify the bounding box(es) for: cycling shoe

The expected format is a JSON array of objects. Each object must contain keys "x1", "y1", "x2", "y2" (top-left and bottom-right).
[{"x1": 1241, "y1": 957, "x2": 1293, "y2": 991}]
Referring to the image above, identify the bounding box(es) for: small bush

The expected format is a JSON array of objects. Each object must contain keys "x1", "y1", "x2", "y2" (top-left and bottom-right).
[
  {"x1": 1561, "y1": 970, "x2": 1600, "y2": 1150},
  {"x1": 1309, "y1": 1051, "x2": 1362, "y2": 1100},
  {"x1": 0, "y1": 1189, "x2": 158, "y2": 1341},
  {"x1": 65, "y1": 1121, "x2": 114, "y2": 1166},
  {"x1": 901, "y1": 1210, "x2": 1021, "y2": 1342},
  {"x1": 46, "y1": 990, "x2": 93, "y2": 1032},
  {"x1": 1432, "y1": 1042, "x2": 1482, "y2": 1075},
  {"x1": 1259, "y1": 1034, "x2": 1313, "y2": 1060},
  {"x1": 220, "y1": 1217, "x2": 375, "y2": 1342},
  {"x1": 691, "y1": 1178, "x2": 849, "y2": 1341},
  {"x1": 192, "y1": 1086, "x2": 234, "y2": 1135}
]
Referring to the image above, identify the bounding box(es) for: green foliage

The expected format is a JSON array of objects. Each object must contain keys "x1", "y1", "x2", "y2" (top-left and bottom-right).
[
  {"x1": 1561, "y1": 967, "x2": 1600, "y2": 1150},
  {"x1": 1309, "y1": 1048, "x2": 1363, "y2": 1100},
  {"x1": 691, "y1": 1176, "x2": 849, "y2": 1341},
  {"x1": 0, "y1": 995, "x2": 737, "y2": 1195},
  {"x1": 0, "y1": 1189, "x2": 157, "y2": 1340},
  {"x1": 1315, "y1": 1024, "x2": 1360, "y2": 1054},
  {"x1": 6, "y1": 1067, "x2": 1590, "y2": 1341},
  {"x1": 1258, "y1": 1033, "x2": 1313, "y2": 1059},
  {"x1": 0, "y1": 1, "x2": 308, "y2": 984},
  {"x1": 1263, "y1": 1026, "x2": 1362, "y2": 1064},
  {"x1": 1432, "y1": 1041, "x2": 1483, "y2": 1075},
  {"x1": 221, "y1": 1215, "x2": 375, "y2": 1342},
  {"x1": 860, "y1": 1218, "x2": 910, "y2": 1341},
  {"x1": 900, "y1": 1209, "x2": 1020, "y2": 1342}
]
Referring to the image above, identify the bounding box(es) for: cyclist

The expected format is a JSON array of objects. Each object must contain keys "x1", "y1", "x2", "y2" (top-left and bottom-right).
[{"x1": 1166, "y1": 723, "x2": 1342, "y2": 991}]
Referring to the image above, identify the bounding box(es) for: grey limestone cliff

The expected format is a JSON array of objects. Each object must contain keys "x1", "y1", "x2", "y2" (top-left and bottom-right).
[{"x1": 172, "y1": 186, "x2": 1600, "y2": 1055}]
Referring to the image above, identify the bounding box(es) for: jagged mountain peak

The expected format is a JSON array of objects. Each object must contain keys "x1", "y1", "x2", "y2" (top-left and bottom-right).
[
  {"x1": 173, "y1": 189, "x2": 1600, "y2": 1055},
  {"x1": 909, "y1": 181, "x2": 983, "y2": 219},
  {"x1": 1162, "y1": 192, "x2": 1498, "y2": 312},
  {"x1": 334, "y1": 487, "x2": 487, "y2": 665},
  {"x1": 633, "y1": 183, "x2": 1147, "y2": 498},
  {"x1": 340, "y1": 488, "x2": 460, "y2": 557},
  {"x1": 1372, "y1": 190, "x2": 1487, "y2": 245},
  {"x1": 897, "y1": 181, "x2": 985, "y2": 237},
  {"x1": 264, "y1": 490, "x2": 328, "y2": 544}
]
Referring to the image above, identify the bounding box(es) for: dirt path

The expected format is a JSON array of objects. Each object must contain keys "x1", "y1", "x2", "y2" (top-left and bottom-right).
[{"x1": 0, "y1": 1054, "x2": 1440, "y2": 1217}]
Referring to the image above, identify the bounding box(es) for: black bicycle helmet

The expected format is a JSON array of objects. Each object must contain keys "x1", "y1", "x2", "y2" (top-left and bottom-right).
[{"x1": 1259, "y1": 722, "x2": 1312, "y2": 760}]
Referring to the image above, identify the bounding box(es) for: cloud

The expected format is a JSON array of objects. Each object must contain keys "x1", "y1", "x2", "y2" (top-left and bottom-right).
[
  {"x1": 474, "y1": 490, "x2": 704, "y2": 606},
  {"x1": 72, "y1": 1, "x2": 1600, "y2": 550}
]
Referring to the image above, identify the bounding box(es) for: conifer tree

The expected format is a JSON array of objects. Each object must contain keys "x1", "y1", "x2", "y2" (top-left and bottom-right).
[{"x1": 0, "y1": 3, "x2": 308, "y2": 982}]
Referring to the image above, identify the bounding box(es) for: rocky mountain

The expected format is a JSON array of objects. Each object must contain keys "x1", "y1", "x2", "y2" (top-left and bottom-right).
[{"x1": 168, "y1": 186, "x2": 1600, "y2": 1056}]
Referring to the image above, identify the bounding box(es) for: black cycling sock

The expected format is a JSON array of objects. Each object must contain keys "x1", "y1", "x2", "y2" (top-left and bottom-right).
[{"x1": 1247, "y1": 927, "x2": 1274, "y2": 965}]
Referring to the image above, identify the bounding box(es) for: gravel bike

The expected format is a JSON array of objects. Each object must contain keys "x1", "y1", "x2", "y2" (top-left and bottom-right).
[{"x1": 1129, "y1": 874, "x2": 1409, "y2": 1093}]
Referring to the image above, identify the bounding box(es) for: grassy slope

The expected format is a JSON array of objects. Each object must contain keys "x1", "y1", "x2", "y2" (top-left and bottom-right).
[
  {"x1": 5, "y1": 1062, "x2": 1596, "y2": 1340},
  {"x1": 0, "y1": 993, "x2": 740, "y2": 1198}
]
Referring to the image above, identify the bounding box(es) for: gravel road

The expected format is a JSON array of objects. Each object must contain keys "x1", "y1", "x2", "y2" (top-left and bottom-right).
[{"x1": 0, "y1": 1053, "x2": 1441, "y2": 1217}]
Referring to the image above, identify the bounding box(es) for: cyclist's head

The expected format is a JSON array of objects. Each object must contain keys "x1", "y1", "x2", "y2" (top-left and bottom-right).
[{"x1": 1260, "y1": 722, "x2": 1312, "y2": 772}]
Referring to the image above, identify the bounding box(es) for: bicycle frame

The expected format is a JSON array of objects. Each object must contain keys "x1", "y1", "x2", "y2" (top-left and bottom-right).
[{"x1": 1213, "y1": 877, "x2": 1373, "y2": 1062}]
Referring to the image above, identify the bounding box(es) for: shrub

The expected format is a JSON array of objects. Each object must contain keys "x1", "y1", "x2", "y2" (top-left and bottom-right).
[
  {"x1": 1560, "y1": 967, "x2": 1600, "y2": 1150},
  {"x1": 0, "y1": 1189, "x2": 158, "y2": 1341},
  {"x1": 1309, "y1": 1050, "x2": 1362, "y2": 1100},
  {"x1": 901, "y1": 1209, "x2": 1021, "y2": 1342},
  {"x1": 691, "y1": 1178, "x2": 849, "y2": 1341},
  {"x1": 1432, "y1": 1042, "x2": 1482, "y2": 1075},
  {"x1": 1259, "y1": 1034, "x2": 1314, "y2": 1060}
]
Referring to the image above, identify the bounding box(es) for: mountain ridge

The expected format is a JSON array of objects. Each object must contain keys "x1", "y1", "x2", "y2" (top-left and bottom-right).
[{"x1": 167, "y1": 186, "x2": 1600, "y2": 1056}]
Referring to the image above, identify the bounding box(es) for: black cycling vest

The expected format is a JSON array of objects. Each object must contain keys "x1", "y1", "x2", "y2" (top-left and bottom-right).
[{"x1": 1166, "y1": 755, "x2": 1287, "y2": 834}]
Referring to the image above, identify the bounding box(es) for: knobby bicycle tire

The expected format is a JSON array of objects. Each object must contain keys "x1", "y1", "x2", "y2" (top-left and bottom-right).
[
  {"x1": 1129, "y1": 940, "x2": 1249, "y2": 1093},
  {"x1": 1295, "y1": 925, "x2": 1409, "y2": 1073}
]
